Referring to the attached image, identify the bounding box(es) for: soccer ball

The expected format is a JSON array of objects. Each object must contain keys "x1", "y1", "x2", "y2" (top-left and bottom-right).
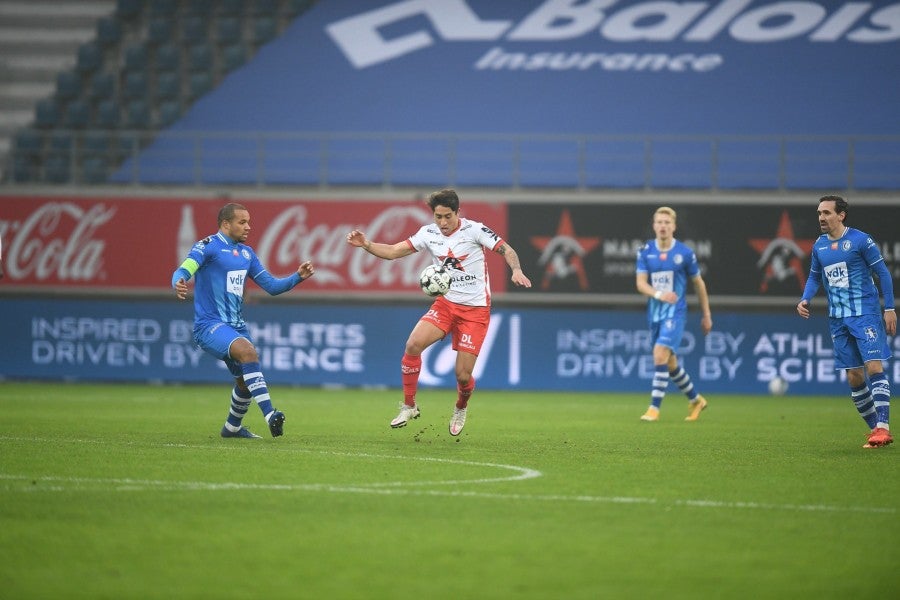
[
  {"x1": 768, "y1": 376, "x2": 789, "y2": 396},
  {"x1": 419, "y1": 264, "x2": 451, "y2": 297}
]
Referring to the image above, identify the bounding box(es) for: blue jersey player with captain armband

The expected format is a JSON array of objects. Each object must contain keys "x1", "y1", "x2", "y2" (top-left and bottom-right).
[
  {"x1": 172, "y1": 202, "x2": 316, "y2": 439},
  {"x1": 797, "y1": 195, "x2": 896, "y2": 449}
]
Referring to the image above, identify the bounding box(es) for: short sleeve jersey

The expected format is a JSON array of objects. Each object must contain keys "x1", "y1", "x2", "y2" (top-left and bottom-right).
[
  {"x1": 187, "y1": 231, "x2": 269, "y2": 328},
  {"x1": 636, "y1": 239, "x2": 700, "y2": 324},
  {"x1": 807, "y1": 227, "x2": 887, "y2": 318},
  {"x1": 407, "y1": 218, "x2": 503, "y2": 307}
]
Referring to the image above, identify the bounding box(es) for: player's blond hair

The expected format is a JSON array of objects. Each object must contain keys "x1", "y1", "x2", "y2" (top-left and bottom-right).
[{"x1": 654, "y1": 206, "x2": 677, "y2": 222}]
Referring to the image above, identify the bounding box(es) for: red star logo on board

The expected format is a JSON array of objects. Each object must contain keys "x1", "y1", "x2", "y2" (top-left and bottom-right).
[
  {"x1": 438, "y1": 248, "x2": 468, "y2": 271},
  {"x1": 530, "y1": 209, "x2": 601, "y2": 291},
  {"x1": 748, "y1": 210, "x2": 815, "y2": 293}
]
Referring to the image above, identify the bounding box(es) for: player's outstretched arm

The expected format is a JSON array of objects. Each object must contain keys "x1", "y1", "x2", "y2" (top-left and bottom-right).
[
  {"x1": 496, "y1": 243, "x2": 531, "y2": 288},
  {"x1": 346, "y1": 230, "x2": 415, "y2": 260}
]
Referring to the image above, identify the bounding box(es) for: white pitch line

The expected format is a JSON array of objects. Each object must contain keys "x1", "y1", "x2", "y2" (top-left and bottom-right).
[{"x1": 0, "y1": 437, "x2": 895, "y2": 514}]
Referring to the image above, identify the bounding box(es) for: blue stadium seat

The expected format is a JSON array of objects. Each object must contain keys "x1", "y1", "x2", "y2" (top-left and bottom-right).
[
  {"x1": 95, "y1": 100, "x2": 120, "y2": 128},
  {"x1": 221, "y1": 44, "x2": 246, "y2": 71},
  {"x1": 181, "y1": 16, "x2": 208, "y2": 43},
  {"x1": 188, "y1": 43, "x2": 213, "y2": 71},
  {"x1": 96, "y1": 17, "x2": 122, "y2": 46},
  {"x1": 44, "y1": 153, "x2": 72, "y2": 183},
  {"x1": 125, "y1": 100, "x2": 152, "y2": 129},
  {"x1": 35, "y1": 98, "x2": 60, "y2": 128},
  {"x1": 219, "y1": 0, "x2": 243, "y2": 17},
  {"x1": 116, "y1": 0, "x2": 143, "y2": 21},
  {"x1": 157, "y1": 99, "x2": 182, "y2": 127},
  {"x1": 254, "y1": 0, "x2": 278, "y2": 16},
  {"x1": 253, "y1": 17, "x2": 277, "y2": 47},
  {"x1": 188, "y1": 71, "x2": 212, "y2": 99},
  {"x1": 124, "y1": 45, "x2": 148, "y2": 70},
  {"x1": 56, "y1": 71, "x2": 82, "y2": 102},
  {"x1": 83, "y1": 131, "x2": 111, "y2": 157},
  {"x1": 123, "y1": 70, "x2": 148, "y2": 99},
  {"x1": 14, "y1": 129, "x2": 44, "y2": 158},
  {"x1": 185, "y1": 0, "x2": 211, "y2": 16},
  {"x1": 76, "y1": 42, "x2": 103, "y2": 73},
  {"x1": 217, "y1": 17, "x2": 242, "y2": 45},
  {"x1": 155, "y1": 44, "x2": 180, "y2": 71},
  {"x1": 11, "y1": 156, "x2": 36, "y2": 182},
  {"x1": 147, "y1": 18, "x2": 173, "y2": 45},
  {"x1": 149, "y1": 0, "x2": 177, "y2": 17},
  {"x1": 49, "y1": 131, "x2": 74, "y2": 152},
  {"x1": 88, "y1": 71, "x2": 116, "y2": 101},
  {"x1": 155, "y1": 71, "x2": 180, "y2": 99},
  {"x1": 64, "y1": 100, "x2": 90, "y2": 129},
  {"x1": 82, "y1": 156, "x2": 109, "y2": 183}
]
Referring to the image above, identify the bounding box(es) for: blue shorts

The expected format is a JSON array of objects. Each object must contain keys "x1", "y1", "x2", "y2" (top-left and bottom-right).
[
  {"x1": 650, "y1": 318, "x2": 685, "y2": 352},
  {"x1": 829, "y1": 314, "x2": 891, "y2": 370},
  {"x1": 194, "y1": 322, "x2": 250, "y2": 378}
]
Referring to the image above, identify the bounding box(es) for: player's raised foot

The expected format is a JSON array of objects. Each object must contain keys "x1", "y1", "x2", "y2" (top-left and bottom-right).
[
  {"x1": 863, "y1": 427, "x2": 893, "y2": 449},
  {"x1": 449, "y1": 407, "x2": 467, "y2": 436},
  {"x1": 221, "y1": 425, "x2": 261, "y2": 439},
  {"x1": 266, "y1": 410, "x2": 285, "y2": 437},
  {"x1": 685, "y1": 395, "x2": 708, "y2": 421},
  {"x1": 640, "y1": 406, "x2": 660, "y2": 422},
  {"x1": 390, "y1": 403, "x2": 420, "y2": 428}
]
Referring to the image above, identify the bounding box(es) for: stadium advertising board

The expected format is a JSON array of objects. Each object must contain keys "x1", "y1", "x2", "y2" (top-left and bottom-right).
[
  {"x1": 114, "y1": 0, "x2": 900, "y2": 186},
  {"x1": 2, "y1": 299, "x2": 898, "y2": 395},
  {"x1": 0, "y1": 195, "x2": 506, "y2": 294},
  {"x1": 509, "y1": 203, "x2": 900, "y2": 297}
]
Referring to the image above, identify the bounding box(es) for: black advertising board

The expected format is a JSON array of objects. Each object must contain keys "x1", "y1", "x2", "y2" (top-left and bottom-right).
[{"x1": 506, "y1": 203, "x2": 900, "y2": 300}]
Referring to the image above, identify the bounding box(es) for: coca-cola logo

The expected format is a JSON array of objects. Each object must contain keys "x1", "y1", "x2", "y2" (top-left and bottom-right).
[
  {"x1": 2, "y1": 203, "x2": 113, "y2": 281},
  {"x1": 256, "y1": 205, "x2": 434, "y2": 288}
]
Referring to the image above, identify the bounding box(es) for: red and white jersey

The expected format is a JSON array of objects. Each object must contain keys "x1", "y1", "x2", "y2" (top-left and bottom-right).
[{"x1": 407, "y1": 218, "x2": 503, "y2": 307}]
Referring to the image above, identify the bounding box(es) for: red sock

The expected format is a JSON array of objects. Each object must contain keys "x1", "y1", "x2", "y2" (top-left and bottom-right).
[
  {"x1": 456, "y1": 378, "x2": 475, "y2": 409},
  {"x1": 401, "y1": 353, "x2": 421, "y2": 407}
]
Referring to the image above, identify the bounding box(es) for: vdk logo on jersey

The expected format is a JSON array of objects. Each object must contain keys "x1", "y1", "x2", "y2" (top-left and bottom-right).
[
  {"x1": 226, "y1": 270, "x2": 247, "y2": 295},
  {"x1": 824, "y1": 262, "x2": 849, "y2": 288},
  {"x1": 326, "y1": 0, "x2": 900, "y2": 69}
]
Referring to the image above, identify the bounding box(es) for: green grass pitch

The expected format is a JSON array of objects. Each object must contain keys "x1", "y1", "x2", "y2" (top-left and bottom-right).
[{"x1": 0, "y1": 382, "x2": 896, "y2": 599}]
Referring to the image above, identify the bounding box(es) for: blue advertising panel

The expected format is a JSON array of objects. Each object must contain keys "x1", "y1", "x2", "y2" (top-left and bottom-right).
[
  {"x1": 111, "y1": 0, "x2": 900, "y2": 187},
  {"x1": 3, "y1": 299, "x2": 898, "y2": 395}
]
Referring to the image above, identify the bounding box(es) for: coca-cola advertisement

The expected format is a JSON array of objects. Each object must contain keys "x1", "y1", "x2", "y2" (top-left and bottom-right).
[{"x1": 0, "y1": 195, "x2": 508, "y2": 295}]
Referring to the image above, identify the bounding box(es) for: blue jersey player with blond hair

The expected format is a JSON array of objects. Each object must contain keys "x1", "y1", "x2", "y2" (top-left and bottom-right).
[
  {"x1": 636, "y1": 206, "x2": 713, "y2": 422},
  {"x1": 172, "y1": 203, "x2": 315, "y2": 439},
  {"x1": 797, "y1": 195, "x2": 896, "y2": 449}
]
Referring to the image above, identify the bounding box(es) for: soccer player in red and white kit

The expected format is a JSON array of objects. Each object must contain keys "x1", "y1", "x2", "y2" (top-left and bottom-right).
[{"x1": 347, "y1": 189, "x2": 532, "y2": 436}]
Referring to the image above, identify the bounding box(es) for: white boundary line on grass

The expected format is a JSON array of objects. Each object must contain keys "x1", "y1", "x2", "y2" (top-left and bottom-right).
[{"x1": 0, "y1": 437, "x2": 895, "y2": 515}]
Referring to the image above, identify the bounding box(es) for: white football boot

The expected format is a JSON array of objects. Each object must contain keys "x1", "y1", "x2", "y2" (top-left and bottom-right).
[
  {"x1": 390, "y1": 403, "x2": 420, "y2": 428},
  {"x1": 449, "y1": 407, "x2": 467, "y2": 436}
]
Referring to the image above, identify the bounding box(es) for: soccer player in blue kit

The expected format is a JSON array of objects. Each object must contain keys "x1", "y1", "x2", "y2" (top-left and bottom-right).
[
  {"x1": 797, "y1": 195, "x2": 895, "y2": 449},
  {"x1": 636, "y1": 206, "x2": 713, "y2": 422},
  {"x1": 172, "y1": 203, "x2": 315, "y2": 438}
]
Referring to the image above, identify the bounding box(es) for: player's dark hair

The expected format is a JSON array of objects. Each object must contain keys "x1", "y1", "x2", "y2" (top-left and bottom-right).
[
  {"x1": 819, "y1": 195, "x2": 848, "y2": 220},
  {"x1": 218, "y1": 202, "x2": 248, "y2": 225},
  {"x1": 428, "y1": 189, "x2": 459, "y2": 213}
]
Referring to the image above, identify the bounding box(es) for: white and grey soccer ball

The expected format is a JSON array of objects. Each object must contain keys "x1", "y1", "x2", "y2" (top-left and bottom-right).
[
  {"x1": 768, "y1": 376, "x2": 789, "y2": 396},
  {"x1": 419, "y1": 264, "x2": 451, "y2": 297}
]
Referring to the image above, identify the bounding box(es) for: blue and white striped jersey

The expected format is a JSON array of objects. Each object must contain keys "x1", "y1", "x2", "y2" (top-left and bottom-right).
[
  {"x1": 803, "y1": 227, "x2": 893, "y2": 318},
  {"x1": 636, "y1": 239, "x2": 700, "y2": 324},
  {"x1": 171, "y1": 231, "x2": 300, "y2": 329}
]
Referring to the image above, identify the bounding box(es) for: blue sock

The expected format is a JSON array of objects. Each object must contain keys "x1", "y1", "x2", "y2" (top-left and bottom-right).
[
  {"x1": 869, "y1": 373, "x2": 891, "y2": 429},
  {"x1": 669, "y1": 366, "x2": 698, "y2": 401},
  {"x1": 650, "y1": 364, "x2": 668, "y2": 409},
  {"x1": 240, "y1": 362, "x2": 275, "y2": 421},
  {"x1": 851, "y1": 383, "x2": 878, "y2": 430},
  {"x1": 224, "y1": 385, "x2": 252, "y2": 432}
]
